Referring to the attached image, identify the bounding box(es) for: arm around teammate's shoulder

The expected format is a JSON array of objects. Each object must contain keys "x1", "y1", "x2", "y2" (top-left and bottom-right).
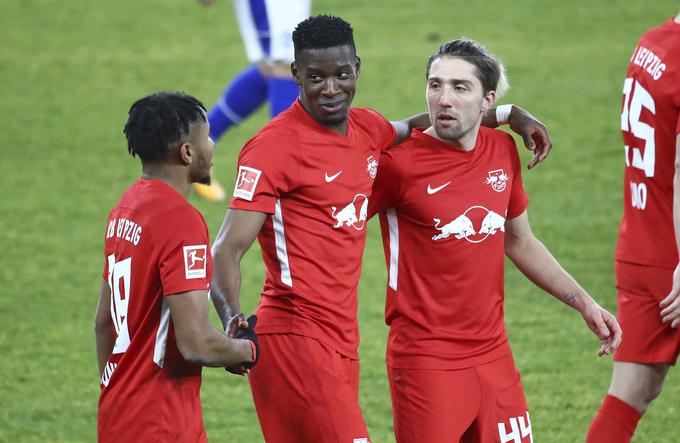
[
  {"x1": 504, "y1": 210, "x2": 622, "y2": 356},
  {"x1": 167, "y1": 289, "x2": 255, "y2": 368}
]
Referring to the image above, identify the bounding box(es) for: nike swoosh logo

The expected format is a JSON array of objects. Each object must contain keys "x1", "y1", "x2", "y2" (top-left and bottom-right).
[
  {"x1": 427, "y1": 181, "x2": 451, "y2": 194},
  {"x1": 325, "y1": 171, "x2": 342, "y2": 182}
]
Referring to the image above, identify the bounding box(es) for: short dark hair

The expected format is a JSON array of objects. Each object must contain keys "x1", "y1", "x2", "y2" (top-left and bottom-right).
[
  {"x1": 426, "y1": 39, "x2": 508, "y2": 96},
  {"x1": 292, "y1": 15, "x2": 356, "y2": 58},
  {"x1": 123, "y1": 92, "x2": 207, "y2": 162}
]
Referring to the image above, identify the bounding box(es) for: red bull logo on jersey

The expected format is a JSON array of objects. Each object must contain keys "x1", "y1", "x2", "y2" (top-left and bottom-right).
[
  {"x1": 485, "y1": 169, "x2": 509, "y2": 192},
  {"x1": 183, "y1": 245, "x2": 207, "y2": 279},
  {"x1": 331, "y1": 193, "x2": 368, "y2": 230},
  {"x1": 432, "y1": 206, "x2": 506, "y2": 243},
  {"x1": 366, "y1": 156, "x2": 379, "y2": 178},
  {"x1": 233, "y1": 165, "x2": 262, "y2": 201}
]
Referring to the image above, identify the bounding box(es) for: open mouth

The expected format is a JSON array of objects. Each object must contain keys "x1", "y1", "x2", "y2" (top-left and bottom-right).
[{"x1": 437, "y1": 114, "x2": 457, "y2": 125}]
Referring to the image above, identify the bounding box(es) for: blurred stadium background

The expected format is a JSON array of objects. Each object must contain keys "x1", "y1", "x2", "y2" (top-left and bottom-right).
[{"x1": 1, "y1": 0, "x2": 678, "y2": 441}]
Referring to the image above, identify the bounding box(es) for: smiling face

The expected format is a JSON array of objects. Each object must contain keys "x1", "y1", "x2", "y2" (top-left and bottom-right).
[
  {"x1": 292, "y1": 44, "x2": 360, "y2": 134},
  {"x1": 426, "y1": 56, "x2": 496, "y2": 148}
]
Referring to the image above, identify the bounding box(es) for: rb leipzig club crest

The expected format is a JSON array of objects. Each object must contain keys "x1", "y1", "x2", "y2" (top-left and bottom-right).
[
  {"x1": 366, "y1": 156, "x2": 379, "y2": 179},
  {"x1": 485, "y1": 169, "x2": 509, "y2": 192}
]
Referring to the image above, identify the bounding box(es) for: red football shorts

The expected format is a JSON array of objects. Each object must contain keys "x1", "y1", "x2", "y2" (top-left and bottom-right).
[
  {"x1": 388, "y1": 354, "x2": 532, "y2": 443},
  {"x1": 614, "y1": 261, "x2": 680, "y2": 364},
  {"x1": 248, "y1": 333, "x2": 371, "y2": 443}
]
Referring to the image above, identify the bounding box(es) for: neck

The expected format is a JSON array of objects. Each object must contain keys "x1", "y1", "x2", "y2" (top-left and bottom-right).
[
  {"x1": 300, "y1": 98, "x2": 348, "y2": 136},
  {"x1": 141, "y1": 165, "x2": 190, "y2": 199}
]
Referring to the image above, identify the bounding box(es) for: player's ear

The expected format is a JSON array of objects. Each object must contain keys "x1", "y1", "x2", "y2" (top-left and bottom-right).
[
  {"x1": 291, "y1": 61, "x2": 302, "y2": 85},
  {"x1": 355, "y1": 55, "x2": 361, "y2": 79},
  {"x1": 481, "y1": 90, "x2": 496, "y2": 113},
  {"x1": 178, "y1": 143, "x2": 192, "y2": 166}
]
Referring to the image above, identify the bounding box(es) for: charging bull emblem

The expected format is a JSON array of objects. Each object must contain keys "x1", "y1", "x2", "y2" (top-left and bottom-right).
[
  {"x1": 433, "y1": 206, "x2": 506, "y2": 243},
  {"x1": 485, "y1": 169, "x2": 509, "y2": 192},
  {"x1": 432, "y1": 215, "x2": 476, "y2": 240},
  {"x1": 331, "y1": 194, "x2": 368, "y2": 231}
]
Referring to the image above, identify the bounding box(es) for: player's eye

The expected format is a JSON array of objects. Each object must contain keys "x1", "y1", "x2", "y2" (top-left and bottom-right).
[{"x1": 338, "y1": 71, "x2": 350, "y2": 80}]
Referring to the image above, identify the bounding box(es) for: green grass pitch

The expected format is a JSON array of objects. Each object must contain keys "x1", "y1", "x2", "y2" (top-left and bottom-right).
[{"x1": 1, "y1": 0, "x2": 678, "y2": 441}]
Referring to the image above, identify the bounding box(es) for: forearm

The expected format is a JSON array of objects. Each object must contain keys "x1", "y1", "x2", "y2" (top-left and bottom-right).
[
  {"x1": 673, "y1": 157, "x2": 680, "y2": 260},
  {"x1": 210, "y1": 246, "x2": 244, "y2": 329},
  {"x1": 391, "y1": 112, "x2": 430, "y2": 143},
  {"x1": 184, "y1": 328, "x2": 253, "y2": 367},
  {"x1": 95, "y1": 325, "x2": 115, "y2": 376},
  {"x1": 506, "y1": 236, "x2": 595, "y2": 312}
]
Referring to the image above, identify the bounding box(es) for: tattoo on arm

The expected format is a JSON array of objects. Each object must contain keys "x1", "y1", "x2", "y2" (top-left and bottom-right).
[{"x1": 563, "y1": 291, "x2": 577, "y2": 307}]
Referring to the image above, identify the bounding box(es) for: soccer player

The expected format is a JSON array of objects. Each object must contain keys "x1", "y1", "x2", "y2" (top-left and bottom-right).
[
  {"x1": 210, "y1": 16, "x2": 552, "y2": 442},
  {"x1": 586, "y1": 12, "x2": 680, "y2": 443},
  {"x1": 194, "y1": 0, "x2": 311, "y2": 201},
  {"x1": 369, "y1": 39, "x2": 622, "y2": 442},
  {"x1": 95, "y1": 92, "x2": 258, "y2": 443}
]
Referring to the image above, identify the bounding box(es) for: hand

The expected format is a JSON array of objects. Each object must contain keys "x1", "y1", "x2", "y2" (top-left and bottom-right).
[
  {"x1": 660, "y1": 263, "x2": 680, "y2": 327},
  {"x1": 225, "y1": 312, "x2": 248, "y2": 338},
  {"x1": 226, "y1": 315, "x2": 259, "y2": 374},
  {"x1": 508, "y1": 106, "x2": 553, "y2": 169},
  {"x1": 581, "y1": 302, "x2": 622, "y2": 356}
]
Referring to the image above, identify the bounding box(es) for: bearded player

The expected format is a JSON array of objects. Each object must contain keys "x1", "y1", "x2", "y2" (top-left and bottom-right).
[
  {"x1": 210, "y1": 16, "x2": 553, "y2": 442},
  {"x1": 95, "y1": 92, "x2": 257, "y2": 442},
  {"x1": 586, "y1": 12, "x2": 680, "y2": 443},
  {"x1": 369, "y1": 39, "x2": 622, "y2": 442}
]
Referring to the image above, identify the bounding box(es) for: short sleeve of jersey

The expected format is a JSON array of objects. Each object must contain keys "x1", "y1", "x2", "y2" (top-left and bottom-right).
[
  {"x1": 361, "y1": 108, "x2": 397, "y2": 152},
  {"x1": 369, "y1": 142, "x2": 410, "y2": 218},
  {"x1": 156, "y1": 207, "x2": 212, "y2": 296},
  {"x1": 229, "y1": 132, "x2": 299, "y2": 214},
  {"x1": 505, "y1": 134, "x2": 529, "y2": 219},
  {"x1": 676, "y1": 111, "x2": 680, "y2": 135}
]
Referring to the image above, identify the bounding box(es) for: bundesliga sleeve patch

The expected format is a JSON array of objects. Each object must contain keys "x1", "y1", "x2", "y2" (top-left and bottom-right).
[
  {"x1": 183, "y1": 245, "x2": 207, "y2": 279},
  {"x1": 233, "y1": 166, "x2": 262, "y2": 201}
]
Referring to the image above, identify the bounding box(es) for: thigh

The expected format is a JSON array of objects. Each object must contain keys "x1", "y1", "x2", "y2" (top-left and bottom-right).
[
  {"x1": 248, "y1": 334, "x2": 370, "y2": 443},
  {"x1": 614, "y1": 262, "x2": 680, "y2": 364},
  {"x1": 388, "y1": 365, "x2": 481, "y2": 443},
  {"x1": 467, "y1": 354, "x2": 532, "y2": 443},
  {"x1": 232, "y1": 0, "x2": 266, "y2": 62}
]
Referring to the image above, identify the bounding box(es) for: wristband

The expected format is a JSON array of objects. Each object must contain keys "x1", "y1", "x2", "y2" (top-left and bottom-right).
[
  {"x1": 496, "y1": 104, "x2": 512, "y2": 125},
  {"x1": 248, "y1": 340, "x2": 257, "y2": 362}
]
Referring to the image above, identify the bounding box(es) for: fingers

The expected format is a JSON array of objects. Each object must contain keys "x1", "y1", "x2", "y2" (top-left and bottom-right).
[
  {"x1": 527, "y1": 127, "x2": 553, "y2": 170},
  {"x1": 660, "y1": 294, "x2": 680, "y2": 326},
  {"x1": 587, "y1": 308, "x2": 621, "y2": 357},
  {"x1": 659, "y1": 286, "x2": 680, "y2": 308}
]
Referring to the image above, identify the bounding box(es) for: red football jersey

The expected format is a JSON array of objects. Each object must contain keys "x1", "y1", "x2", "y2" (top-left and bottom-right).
[
  {"x1": 98, "y1": 179, "x2": 213, "y2": 443},
  {"x1": 229, "y1": 99, "x2": 396, "y2": 359},
  {"x1": 370, "y1": 127, "x2": 529, "y2": 370},
  {"x1": 615, "y1": 18, "x2": 680, "y2": 268}
]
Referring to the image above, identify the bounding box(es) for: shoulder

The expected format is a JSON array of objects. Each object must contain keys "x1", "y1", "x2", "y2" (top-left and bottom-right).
[
  {"x1": 242, "y1": 110, "x2": 301, "y2": 155},
  {"x1": 479, "y1": 126, "x2": 517, "y2": 147},
  {"x1": 350, "y1": 107, "x2": 390, "y2": 129},
  {"x1": 153, "y1": 199, "x2": 207, "y2": 240}
]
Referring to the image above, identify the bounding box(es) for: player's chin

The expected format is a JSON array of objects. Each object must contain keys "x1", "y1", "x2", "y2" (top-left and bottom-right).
[{"x1": 196, "y1": 175, "x2": 211, "y2": 186}]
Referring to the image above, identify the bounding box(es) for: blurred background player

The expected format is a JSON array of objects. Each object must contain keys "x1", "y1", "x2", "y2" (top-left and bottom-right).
[
  {"x1": 209, "y1": 15, "x2": 552, "y2": 442},
  {"x1": 96, "y1": 92, "x2": 257, "y2": 442},
  {"x1": 194, "y1": 0, "x2": 311, "y2": 201},
  {"x1": 369, "y1": 39, "x2": 621, "y2": 442},
  {"x1": 586, "y1": 11, "x2": 680, "y2": 443}
]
